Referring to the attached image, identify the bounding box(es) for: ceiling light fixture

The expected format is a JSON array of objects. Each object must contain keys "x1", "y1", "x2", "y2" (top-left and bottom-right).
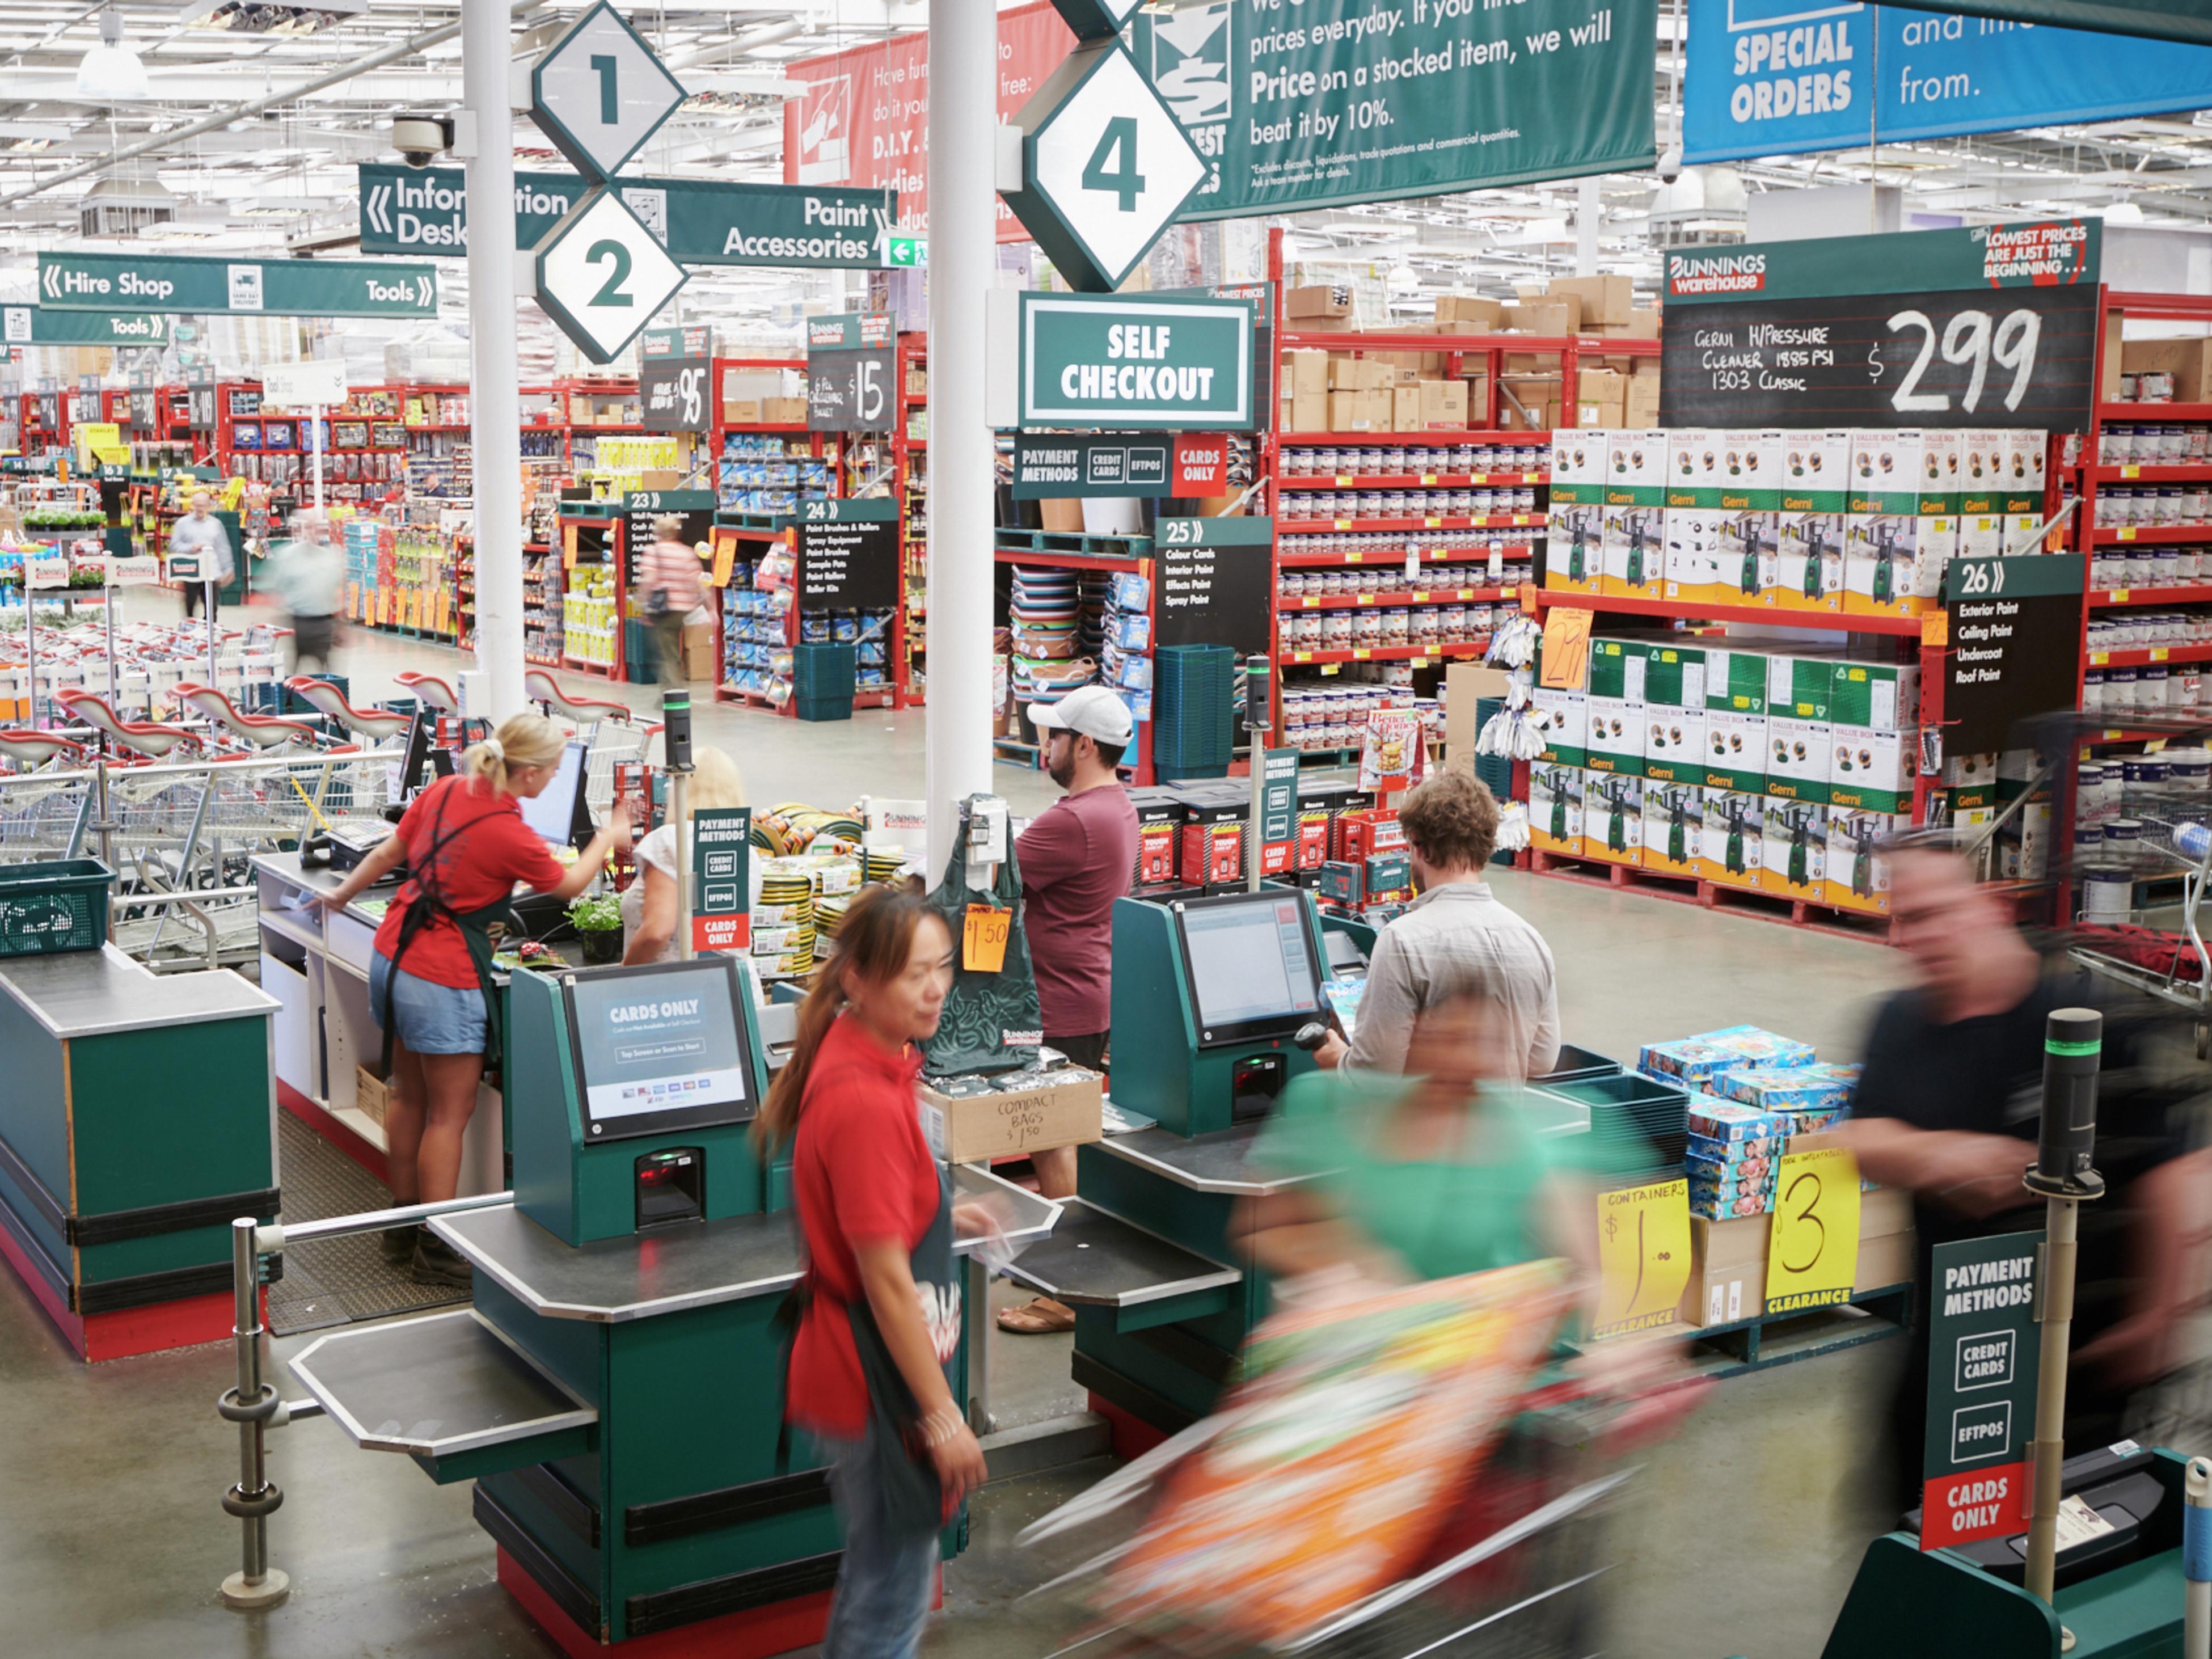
[{"x1": 76, "y1": 6, "x2": 149, "y2": 103}]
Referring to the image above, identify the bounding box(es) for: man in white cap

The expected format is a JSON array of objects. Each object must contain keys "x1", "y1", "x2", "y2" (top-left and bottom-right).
[{"x1": 999, "y1": 683, "x2": 1139, "y2": 1335}]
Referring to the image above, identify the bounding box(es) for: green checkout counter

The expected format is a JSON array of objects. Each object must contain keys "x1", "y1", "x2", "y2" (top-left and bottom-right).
[
  {"x1": 286, "y1": 953, "x2": 1057, "y2": 1654},
  {"x1": 0, "y1": 944, "x2": 278, "y2": 1361}
]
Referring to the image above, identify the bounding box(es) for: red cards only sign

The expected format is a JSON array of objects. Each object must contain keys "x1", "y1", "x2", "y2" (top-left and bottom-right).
[
  {"x1": 1173, "y1": 433, "x2": 1230, "y2": 496},
  {"x1": 1921, "y1": 1231, "x2": 2042, "y2": 1550},
  {"x1": 690, "y1": 807, "x2": 752, "y2": 953}
]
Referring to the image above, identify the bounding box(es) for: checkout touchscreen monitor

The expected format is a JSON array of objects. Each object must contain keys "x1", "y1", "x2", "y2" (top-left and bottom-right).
[
  {"x1": 562, "y1": 956, "x2": 757, "y2": 1141},
  {"x1": 1173, "y1": 889, "x2": 1324, "y2": 1048},
  {"x1": 519, "y1": 740, "x2": 588, "y2": 848}
]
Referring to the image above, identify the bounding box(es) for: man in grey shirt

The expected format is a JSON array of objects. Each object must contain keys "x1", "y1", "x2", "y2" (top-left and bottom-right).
[
  {"x1": 168, "y1": 490, "x2": 234, "y2": 620},
  {"x1": 1318, "y1": 769, "x2": 1560, "y2": 1078}
]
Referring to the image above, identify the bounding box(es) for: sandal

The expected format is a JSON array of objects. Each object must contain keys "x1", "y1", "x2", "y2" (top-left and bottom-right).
[{"x1": 997, "y1": 1296, "x2": 1075, "y2": 1334}]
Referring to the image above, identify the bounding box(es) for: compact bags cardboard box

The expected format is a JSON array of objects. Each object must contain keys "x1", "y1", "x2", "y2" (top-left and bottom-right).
[
  {"x1": 918, "y1": 1067, "x2": 1104, "y2": 1163},
  {"x1": 1602, "y1": 430, "x2": 1667, "y2": 600},
  {"x1": 1772, "y1": 430, "x2": 1850, "y2": 613}
]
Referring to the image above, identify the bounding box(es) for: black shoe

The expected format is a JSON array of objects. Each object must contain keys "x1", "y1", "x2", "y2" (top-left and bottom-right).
[
  {"x1": 379, "y1": 1224, "x2": 420, "y2": 1267},
  {"x1": 411, "y1": 1235, "x2": 473, "y2": 1288}
]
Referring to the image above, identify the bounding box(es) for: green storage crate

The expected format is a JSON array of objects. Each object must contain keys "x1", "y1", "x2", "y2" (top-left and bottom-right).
[
  {"x1": 795, "y1": 694, "x2": 853, "y2": 723},
  {"x1": 0, "y1": 858, "x2": 112, "y2": 956}
]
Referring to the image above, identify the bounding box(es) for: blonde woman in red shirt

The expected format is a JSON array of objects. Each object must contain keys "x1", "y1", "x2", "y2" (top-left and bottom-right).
[{"x1": 758, "y1": 884, "x2": 989, "y2": 1659}]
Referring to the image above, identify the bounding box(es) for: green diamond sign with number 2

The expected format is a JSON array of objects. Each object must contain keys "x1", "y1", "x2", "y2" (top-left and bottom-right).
[
  {"x1": 535, "y1": 187, "x2": 688, "y2": 365},
  {"x1": 1003, "y1": 39, "x2": 1209, "y2": 294},
  {"x1": 530, "y1": 2, "x2": 687, "y2": 183}
]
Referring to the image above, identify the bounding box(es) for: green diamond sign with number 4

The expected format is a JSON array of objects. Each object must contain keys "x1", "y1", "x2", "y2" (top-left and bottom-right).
[
  {"x1": 1046, "y1": 0, "x2": 1145, "y2": 39},
  {"x1": 535, "y1": 187, "x2": 689, "y2": 365},
  {"x1": 1003, "y1": 39, "x2": 1210, "y2": 294},
  {"x1": 530, "y1": 2, "x2": 687, "y2": 183}
]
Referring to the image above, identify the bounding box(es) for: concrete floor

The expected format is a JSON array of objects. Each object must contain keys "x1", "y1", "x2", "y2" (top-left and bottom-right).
[{"x1": 0, "y1": 608, "x2": 1920, "y2": 1657}]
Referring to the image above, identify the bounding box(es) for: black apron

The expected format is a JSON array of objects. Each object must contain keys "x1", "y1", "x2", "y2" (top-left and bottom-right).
[
  {"x1": 379, "y1": 782, "x2": 516, "y2": 1075},
  {"x1": 784, "y1": 1162, "x2": 964, "y2": 1534}
]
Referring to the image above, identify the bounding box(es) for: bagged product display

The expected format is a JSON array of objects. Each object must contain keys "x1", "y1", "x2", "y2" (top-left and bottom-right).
[
  {"x1": 1772, "y1": 430, "x2": 1850, "y2": 613},
  {"x1": 921, "y1": 794, "x2": 1042, "y2": 1075}
]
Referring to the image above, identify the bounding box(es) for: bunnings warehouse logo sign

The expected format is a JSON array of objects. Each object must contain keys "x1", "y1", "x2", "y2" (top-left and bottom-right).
[
  {"x1": 358, "y1": 163, "x2": 897, "y2": 269},
  {"x1": 995, "y1": 292, "x2": 1253, "y2": 431},
  {"x1": 40, "y1": 251, "x2": 436, "y2": 318}
]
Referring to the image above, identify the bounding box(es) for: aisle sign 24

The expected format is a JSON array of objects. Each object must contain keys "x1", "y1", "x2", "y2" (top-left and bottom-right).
[{"x1": 1764, "y1": 1146, "x2": 1861, "y2": 1312}]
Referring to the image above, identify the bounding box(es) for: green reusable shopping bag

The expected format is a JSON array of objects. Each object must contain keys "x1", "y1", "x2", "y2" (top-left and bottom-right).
[{"x1": 921, "y1": 795, "x2": 1042, "y2": 1076}]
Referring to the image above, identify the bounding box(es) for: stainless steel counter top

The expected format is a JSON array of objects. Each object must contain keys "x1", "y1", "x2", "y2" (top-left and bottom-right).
[
  {"x1": 1090, "y1": 1124, "x2": 1310, "y2": 1197},
  {"x1": 0, "y1": 943, "x2": 277, "y2": 1039}
]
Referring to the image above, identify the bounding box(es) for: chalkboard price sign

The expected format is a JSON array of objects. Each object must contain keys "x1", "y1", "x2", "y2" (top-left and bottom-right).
[
  {"x1": 641, "y1": 356, "x2": 711, "y2": 432},
  {"x1": 1662, "y1": 221, "x2": 2101, "y2": 434},
  {"x1": 798, "y1": 496, "x2": 898, "y2": 610},
  {"x1": 806, "y1": 312, "x2": 896, "y2": 433}
]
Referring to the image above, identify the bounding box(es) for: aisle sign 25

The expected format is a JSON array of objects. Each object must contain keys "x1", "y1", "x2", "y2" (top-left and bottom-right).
[{"x1": 1764, "y1": 1146, "x2": 1861, "y2": 1313}]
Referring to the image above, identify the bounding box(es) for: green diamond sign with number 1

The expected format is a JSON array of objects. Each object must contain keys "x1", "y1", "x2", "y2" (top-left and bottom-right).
[
  {"x1": 1003, "y1": 39, "x2": 1210, "y2": 294},
  {"x1": 535, "y1": 188, "x2": 689, "y2": 366},
  {"x1": 530, "y1": 2, "x2": 687, "y2": 183}
]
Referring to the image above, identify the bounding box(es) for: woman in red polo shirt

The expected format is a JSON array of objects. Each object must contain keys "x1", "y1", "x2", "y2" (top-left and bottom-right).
[
  {"x1": 757, "y1": 883, "x2": 987, "y2": 1659},
  {"x1": 318, "y1": 712, "x2": 631, "y2": 1284}
]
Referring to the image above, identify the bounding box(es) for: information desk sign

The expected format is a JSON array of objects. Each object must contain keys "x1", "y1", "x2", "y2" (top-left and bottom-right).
[
  {"x1": 690, "y1": 807, "x2": 752, "y2": 953},
  {"x1": 1943, "y1": 551, "x2": 2088, "y2": 756},
  {"x1": 1921, "y1": 1230, "x2": 2043, "y2": 1551},
  {"x1": 1593, "y1": 1177, "x2": 1693, "y2": 1339},
  {"x1": 1763, "y1": 1144, "x2": 1860, "y2": 1312},
  {"x1": 995, "y1": 291, "x2": 1255, "y2": 432},
  {"x1": 1155, "y1": 514, "x2": 1275, "y2": 665},
  {"x1": 534, "y1": 188, "x2": 689, "y2": 367},
  {"x1": 1660, "y1": 219, "x2": 2101, "y2": 432},
  {"x1": 529, "y1": 1, "x2": 686, "y2": 181},
  {"x1": 795, "y1": 496, "x2": 898, "y2": 612},
  {"x1": 1256, "y1": 747, "x2": 1302, "y2": 877}
]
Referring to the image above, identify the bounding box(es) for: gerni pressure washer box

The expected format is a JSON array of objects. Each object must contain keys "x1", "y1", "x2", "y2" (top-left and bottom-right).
[
  {"x1": 1530, "y1": 762, "x2": 1585, "y2": 857},
  {"x1": 1544, "y1": 432, "x2": 1606, "y2": 597},
  {"x1": 1641, "y1": 780, "x2": 1703, "y2": 877},
  {"x1": 1602, "y1": 431, "x2": 1666, "y2": 600},
  {"x1": 1772, "y1": 430, "x2": 1850, "y2": 613},
  {"x1": 1760, "y1": 797, "x2": 1828, "y2": 900},
  {"x1": 1640, "y1": 643, "x2": 1707, "y2": 784},
  {"x1": 1698, "y1": 788, "x2": 1764, "y2": 889},
  {"x1": 1712, "y1": 429, "x2": 1781, "y2": 607},
  {"x1": 1664, "y1": 429, "x2": 1725, "y2": 605},
  {"x1": 1585, "y1": 639, "x2": 1647, "y2": 777},
  {"x1": 1846, "y1": 429, "x2": 1931, "y2": 617},
  {"x1": 1764, "y1": 656, "x2": 1833, "y2": 804},
  {"x1": 1583, "y1": 771, "x2": 1643, "y2": 865}
]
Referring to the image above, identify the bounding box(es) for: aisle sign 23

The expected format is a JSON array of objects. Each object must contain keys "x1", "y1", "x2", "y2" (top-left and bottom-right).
[
  {"x1": 1592, "y1": 1178, "x2": 1692, "y2": 1338},
  {"x1": 1764, "y1": 1146, "x2": 1861, "y2": 1313}
]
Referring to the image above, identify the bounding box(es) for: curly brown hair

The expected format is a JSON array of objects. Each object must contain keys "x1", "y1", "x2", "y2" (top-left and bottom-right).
[{"x1": 1396, "y1": 769, "x2": 1501, "y2": 873}]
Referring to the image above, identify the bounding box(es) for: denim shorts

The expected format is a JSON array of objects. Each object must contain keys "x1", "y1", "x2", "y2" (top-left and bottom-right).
[{"x1": 369, "y1": 950, "x2": 487, "y2": 1056}]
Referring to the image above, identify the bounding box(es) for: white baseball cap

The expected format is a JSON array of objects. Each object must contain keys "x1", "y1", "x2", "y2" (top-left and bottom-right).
[{"x1": 1028, "y1": 683, "x2": 1134, "y2": 747}]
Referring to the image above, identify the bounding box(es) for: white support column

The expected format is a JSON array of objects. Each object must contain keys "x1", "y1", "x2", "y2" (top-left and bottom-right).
[
  {"x1": 923, "y1": 0, "x2": 997, "y2": 873},
  {"x1": 463, "y1": 0, "x2": 525, "y2": 721},
  {"x1": 1576, "y1": 175, "x2": 1601, "y2": 276}
]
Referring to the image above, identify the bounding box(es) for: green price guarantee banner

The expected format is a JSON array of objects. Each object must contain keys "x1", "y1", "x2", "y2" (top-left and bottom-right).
[{"x1": 1128, "y1": 0, "x2": 1657, "y2": 218}]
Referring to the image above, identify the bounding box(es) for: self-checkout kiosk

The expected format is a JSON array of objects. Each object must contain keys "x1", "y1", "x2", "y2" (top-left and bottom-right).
[
  {"x1": 289, "y1": 956, "x2": 1053, "y2": 1653},
  {"x1": 1004, "y1": 886, "x2": 1338, "y2": 1449}
]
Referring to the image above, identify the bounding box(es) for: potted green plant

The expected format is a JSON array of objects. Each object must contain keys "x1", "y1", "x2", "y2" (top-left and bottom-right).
[{"x1": 568, "y1": 892, "x2": 624, "y2": 964}]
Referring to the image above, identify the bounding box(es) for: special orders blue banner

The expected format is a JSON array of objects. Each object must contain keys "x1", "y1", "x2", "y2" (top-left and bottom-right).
[{"x1": 1684, "y1": 0, "x2": 2212, "y2": 166}]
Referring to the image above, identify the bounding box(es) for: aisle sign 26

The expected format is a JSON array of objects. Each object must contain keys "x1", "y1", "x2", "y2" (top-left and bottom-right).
[{"x1": 1764, "y1": 1146, "x2": 1861, "y2": 1313}]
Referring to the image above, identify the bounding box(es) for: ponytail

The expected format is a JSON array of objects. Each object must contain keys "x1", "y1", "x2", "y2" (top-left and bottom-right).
[
  {"x1": 463, "y1": 711, "x2": 565, "y2": 796},
  {"x1": 756, "y1": 879, "x2": 934, "y2": 1159}
]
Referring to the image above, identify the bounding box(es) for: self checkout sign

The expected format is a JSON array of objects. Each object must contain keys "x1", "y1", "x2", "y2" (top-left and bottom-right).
[
  {"x1": 528, "y1": 3, "x2": 690, "y2": 364},
  {"x1": 1921, "y1": 1231, "x2": 2043, "y2": 1551}
]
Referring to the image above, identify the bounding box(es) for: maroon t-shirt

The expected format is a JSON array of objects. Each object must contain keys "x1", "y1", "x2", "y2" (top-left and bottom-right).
[{"x1": 1017, "y1": 783, "x2": 1138, "y2": 1039}]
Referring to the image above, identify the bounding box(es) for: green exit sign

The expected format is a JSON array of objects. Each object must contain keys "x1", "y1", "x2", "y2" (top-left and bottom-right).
[{"x1": 883, "y1": 234, "x2": 927, "y2": 269}]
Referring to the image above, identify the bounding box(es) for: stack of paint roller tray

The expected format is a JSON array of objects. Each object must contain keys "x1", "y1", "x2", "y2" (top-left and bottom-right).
[
  {"x1": 792, "y1": 641, "x2": 857, "y2": 722},
  {"x1": 1154, "y1": 644, "x2": 1237, "y2": 778},
  {"x1": 1525, "y1": 1069, "x2": 1689, "y2": 1187},
  {"x1": 1008, "y1": 565, "x2": 1094, "y2": 714},
  {"x1": 1714, "y1": 1061, "x2": 1859, "y2": 1136},
  {"x1": 1683, "y1": 1096, "x2": 1786, "y2": 1219},
  {"x1": 753, "y1": 858, "x2": 818, "y2": 976}
]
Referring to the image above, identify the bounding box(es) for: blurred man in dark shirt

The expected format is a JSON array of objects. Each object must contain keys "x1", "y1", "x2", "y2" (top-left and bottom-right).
[{"x1": 1842, "y1": 837, "x2": 2207, "y2": 1514}]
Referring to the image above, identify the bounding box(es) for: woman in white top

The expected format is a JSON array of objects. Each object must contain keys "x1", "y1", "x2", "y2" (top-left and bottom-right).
[{"x1": 622, "y1": 747, "x2": 747, "y2": 964}]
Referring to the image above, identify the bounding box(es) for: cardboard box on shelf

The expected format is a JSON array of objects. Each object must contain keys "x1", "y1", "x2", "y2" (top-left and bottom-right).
[
  {"x1": 1289, "y1": 349, "x2": 1332, "y2": 396},
  {"x1": 2122, "y1": 337, "x2": 2212, "y2": 404},
  {"x1": 1443, "y1": 662, "x2": 1513, "y2": 776},
  {"x1": 1548, "y1": 275, "x2": 1634, "y2": 327},
  {"x1": 1392, "y1": 385, "x2": 1422, "y2": 432},
  {"x1": 1436, "y1": 294, "x2": 1508, "y2": 330},
  {"x1": 2102, "y1": 308, "x2": 2127, "y2": 401},
  {"x1": 1625, "y1": 377, "x2": 1662, "y2": 427},
  {"x1": 1365, "y1": 386, "x2": 1398, "y2": 432},
  {"x1": 1774, "y1": 430, "x2": 1851, "y2": 612},
  {"x1": 1862, "y1": 1183, "x2": 1912, "y2": 1239},
  {"x1": 683, "y1": 620, "x2": 715, "y2": 680},
  {"x1": 1599, "y1": 310, "x2": 1664, "y2": 340},
  {"x1": 1699, "y1": 787, "x2": 1766, "y2": 888},
  {"x1": 1855, "y1": 1229, "x2": 1915, "y2": 1294},
  {"x1": 761, "y1": 397, "x2": 808, "y2": 423},
  {"x1": 1546, "y1": 431, "x2": 1606, "y2": 597},
  {"x1": 1680, "y1": 1212, "x2": 1770, "y2": 1328},
  {"x1": 918, "y1": 1069, "x2": 1104, "y2": 1163},
  {"x1": 1419, "y1": 378, "x2": 1470, "y2": 429},
  {"x1": 356, "y1": 1064, "x2": 390, "y2": 1127},
  {"x1": 1289, "y1": 391, "x2": 1328, "y2": 433},
  {"x1": 1040, "y1": 498, "x2": 1087, "y2": 533},
  {"x1": 1577, "y1": 395, "x2": 1626, "y2": 429},
  {"x1": 1286, "y1": 284, "x2": 1353, "y2": 320},
  {"x1": 1530, "y1": 761, "x2": 1585, "y2": 856},
  {"x1": 1602, "y1": 430, "x2": 1667, "y2": 600},
  {"x1": 1505, "y1": 298, "x2": 1580, "y2": 336},
  {"x1": 722, "y1": 399, "x2": 763, "y2": 424},
  {"x1": 1328, "y1": 390, "x2": 1371, "y2": 432}
]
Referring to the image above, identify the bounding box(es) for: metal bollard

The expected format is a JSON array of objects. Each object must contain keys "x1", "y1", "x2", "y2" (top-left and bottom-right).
[
  {"x1": 216, "y1": 1215, "x2": 288, "y2": 1610},
  {"x1": 2189, "y1": 1457, "x2": 2212, "y2": 1659}
]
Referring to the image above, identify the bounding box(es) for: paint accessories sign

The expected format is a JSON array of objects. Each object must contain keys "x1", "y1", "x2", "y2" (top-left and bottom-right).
[
  {"x1": 1683, "y1": 0, "x2": 2212, "y2": 167},
  {"x1": 1921, "y1": 1230, "x2": 2042, "y2": 1551}
]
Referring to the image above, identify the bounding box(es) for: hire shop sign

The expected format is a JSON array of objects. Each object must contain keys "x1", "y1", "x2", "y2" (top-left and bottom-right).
[
  {"x1": 1922, "y1": 1230, "x2": 2043, "y2": 1551},
  {"x1": 993, "y1": 292, "x2": 1253, "y2": 431},
  {"x1": 691, "y1": 807, "x2": 753, "y2": 953},
  {"x1": 39, "y1": 252, "x2": 436, "y2": 318}
]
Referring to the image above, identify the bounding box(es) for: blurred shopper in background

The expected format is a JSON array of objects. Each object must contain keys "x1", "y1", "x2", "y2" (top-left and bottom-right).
[
  {"x1": 1310, "y1": 771, "x2": 1560, "y2": 1079},
  {"x1": 638, "y1": 515, "x2": 710, "y2": 685},
  {"x1": 263, "y1": 506, "x2": 344, "y2": 674},
  {"x1": 1842, "y1": 835, "x2": 2212, "y2": 1513}
]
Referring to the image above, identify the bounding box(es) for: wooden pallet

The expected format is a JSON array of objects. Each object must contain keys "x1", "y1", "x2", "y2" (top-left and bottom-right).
[
  {"x1": 1678, "y1": 1281, "x2": 1914, "y2": 1376},
  {"x1": 994, "y1": 529, "x2": 1155, "y2": 558},
  {"x1": 1525, "y1": 845, "x2": 1900, "y2": 943}
]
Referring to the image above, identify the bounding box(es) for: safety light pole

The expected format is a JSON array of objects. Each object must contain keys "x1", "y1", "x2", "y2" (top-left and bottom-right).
[
  {"x1": 922, "y1": 0, "x2": 996, "y2": 875},
  {"x1": 462, "y1": 0, "x2": 526, "y2": 722}
]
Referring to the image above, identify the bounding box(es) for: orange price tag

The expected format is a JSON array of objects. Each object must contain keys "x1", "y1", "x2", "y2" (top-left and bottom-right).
[
  {"x1": 1539, "y1": 606, "x2": 1593, "y2": 689},
  {"x1": 710, "y1": 533, "x2": 737, "y2": 589},
  {"x1": 962, "y1": 904, "x2": 1011, "y2": 973},
  {"x1": 563, "y1": 524, "x2": 580, "y2": 569},
  {"x1": 1920, "y1": 610, "x2": 1951, "y2": 647}
]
